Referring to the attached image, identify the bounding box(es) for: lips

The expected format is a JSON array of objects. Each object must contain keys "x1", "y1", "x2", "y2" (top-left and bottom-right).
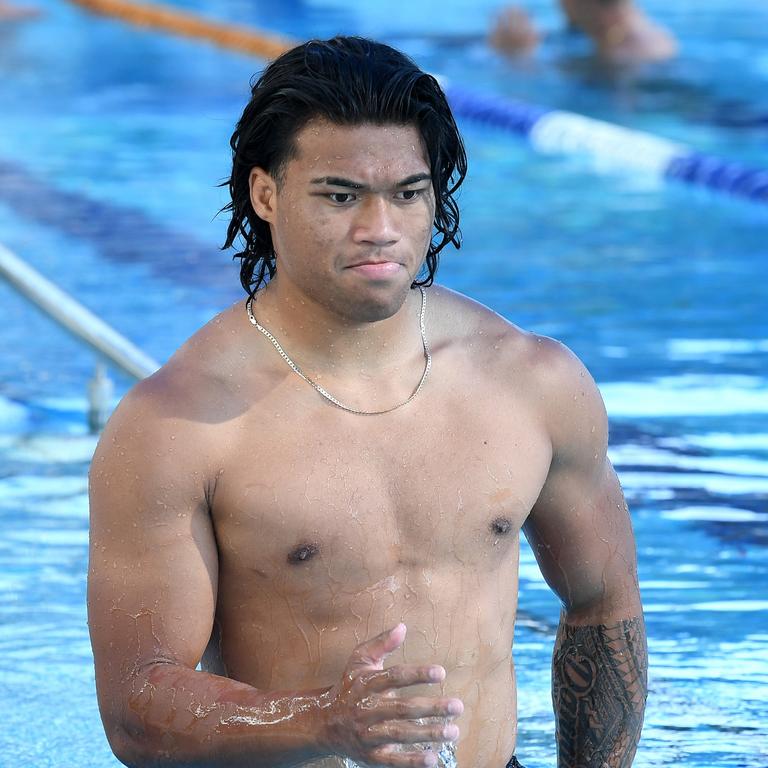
[
  {"x1": 346, "y1": 259, "x2": 401, "y2": 268},
  {"x1": 346, "y1": 261, "x2": 403, "y2": 277}
]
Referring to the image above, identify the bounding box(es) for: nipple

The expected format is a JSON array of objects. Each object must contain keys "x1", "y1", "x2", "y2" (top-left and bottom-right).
[
  {"x1": 491, "y1": 517, "x2": 512, "y2": 535},
  {"x1": 287, "y1": 542, "x2": 320, "y2": 564}
]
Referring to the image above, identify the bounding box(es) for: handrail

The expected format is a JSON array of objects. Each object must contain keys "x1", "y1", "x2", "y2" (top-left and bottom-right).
[{"x1": 0, "y1": 243, "x2": 160, "y2": 381}]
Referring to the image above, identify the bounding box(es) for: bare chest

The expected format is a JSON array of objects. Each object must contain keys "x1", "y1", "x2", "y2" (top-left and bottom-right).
[{"x1": 210, "y1": 396, "x2": 551, "y2": 585}]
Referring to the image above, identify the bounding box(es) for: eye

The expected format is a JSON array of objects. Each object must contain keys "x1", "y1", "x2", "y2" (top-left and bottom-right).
[
  {"x1": 395, "y1": 189, "x2": 422, "y2": 201},
  {"x1": 328, "y1": 192, "x2": 357, "y2": 204}
]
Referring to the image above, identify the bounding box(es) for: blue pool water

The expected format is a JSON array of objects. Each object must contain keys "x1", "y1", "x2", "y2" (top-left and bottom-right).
[{"x1": 1, "y1": 0, "x2": 767, "y2": 765}]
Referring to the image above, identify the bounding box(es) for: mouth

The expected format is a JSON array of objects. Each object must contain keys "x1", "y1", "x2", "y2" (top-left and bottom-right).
[{"x1": 345, "y1": 260, "x2": 404, "y2": 278}]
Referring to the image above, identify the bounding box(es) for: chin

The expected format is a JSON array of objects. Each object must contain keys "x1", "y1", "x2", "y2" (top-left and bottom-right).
[{"x1": 337, "y1": 283, "x2": 413, "y2": 324}]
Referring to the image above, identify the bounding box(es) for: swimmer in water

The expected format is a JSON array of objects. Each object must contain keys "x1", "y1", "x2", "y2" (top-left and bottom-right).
[
  {"x1": 88, "y1": 37, "x2": 647, "y2": 768},
  {"x1": 490, "y1": 0, "x2": 678, "y2": 63},
  {"x1": 0, "y1": 0, "x2": 40, "y2": 21}
]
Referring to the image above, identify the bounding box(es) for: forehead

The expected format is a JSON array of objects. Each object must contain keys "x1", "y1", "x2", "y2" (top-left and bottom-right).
[{"x1": 288, "y1": 120, "x2": 430, "y2": 181}]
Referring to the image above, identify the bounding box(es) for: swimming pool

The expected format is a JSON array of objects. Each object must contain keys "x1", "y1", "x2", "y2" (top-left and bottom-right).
[{"x1": 1, "y1": 0, "x2": 767, "y2": 765}]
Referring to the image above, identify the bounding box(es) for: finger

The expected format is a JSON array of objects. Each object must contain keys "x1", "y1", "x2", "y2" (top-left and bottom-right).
[
  {"x1": 366, "y1": 718, "x2": 460, "y2": 747},
  {"x1": 367, "y1": 745, "x2": 442, "y2": 768},
  {"x1": 370, "y1": 696, "x2": 464, "y2": 721},
  {"x1": 359, "y1": 664, "x2": 445, "y2": 694},
  {"x1": 349, "y1": 624, "x2": 407, "y2": 670}
]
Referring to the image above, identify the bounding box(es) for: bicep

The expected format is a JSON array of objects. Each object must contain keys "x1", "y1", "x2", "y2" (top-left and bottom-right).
[
  {"x1": 87, "y1": 393, "x2": 219, "y2": 716},
  {"x1": 522, "y1": 341, "x2": 641, "y2": 621},
  {"x1": 524, "y1": 456, "x2": 640, "y2": 620}
]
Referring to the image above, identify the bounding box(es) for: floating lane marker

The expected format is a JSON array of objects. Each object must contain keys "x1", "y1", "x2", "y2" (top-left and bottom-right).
[
  {"x1": 442, "y1": 87, "x2": 686, "y2": 176},
  {"x1": 65, "y1": 0, "x2": 768, "y2": 204},
  {"x1": 529, "y1": 110, "x2": 687, "y2": 176},
  {"x1": 442, "y1": 83, "x2": 768, "y2": 203},
  {"x1": 68, "y1": 0, "x2": 292, "y2": 59}
]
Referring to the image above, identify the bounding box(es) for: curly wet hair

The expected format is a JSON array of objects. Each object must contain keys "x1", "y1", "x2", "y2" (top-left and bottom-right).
[{"x1": 220, "y1": 36, "x2": 468, "y2": 299}]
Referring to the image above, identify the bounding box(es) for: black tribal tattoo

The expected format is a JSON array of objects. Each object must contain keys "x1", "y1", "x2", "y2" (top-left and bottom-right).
[{"x1": 553, "y1": 616, "x2": 648, "y2": 768}]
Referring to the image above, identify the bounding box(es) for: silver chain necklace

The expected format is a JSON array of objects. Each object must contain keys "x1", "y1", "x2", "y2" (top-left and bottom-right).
[{"x1": 245, "y1": 286, "x2": 431, "y2": 415}]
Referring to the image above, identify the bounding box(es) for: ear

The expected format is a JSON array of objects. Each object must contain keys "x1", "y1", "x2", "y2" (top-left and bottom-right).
[{"x1": 249, "y1": 167, "x2": 278, "y2": 222}]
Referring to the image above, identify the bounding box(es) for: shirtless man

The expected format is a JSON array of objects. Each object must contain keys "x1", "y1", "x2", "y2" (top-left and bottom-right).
[
  {"x1": 88, "y1": 36, "x2": 647, "y2": 768},
  {"x1": 0, "y1": 0, "x2": 40, "y2": 21},
  {"x1": 490, "y1": 0, "x2": 677, "y2": 63}
]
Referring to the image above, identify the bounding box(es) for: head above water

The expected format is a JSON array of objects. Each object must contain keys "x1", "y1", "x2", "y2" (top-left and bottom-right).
[{"x1": 222, "y1": 36, "x2": 468, "y2": 299}]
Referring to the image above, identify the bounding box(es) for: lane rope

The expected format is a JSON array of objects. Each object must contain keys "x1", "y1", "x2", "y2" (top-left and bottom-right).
[
  {"x1": 68, "y1": 0, "x2": 292, "y2": 59},
  {"x1": 67, "y1": 0, "x2": 768, "y2": 204},
  {"x1": 442, "y1": 83, "x2": 768, "y2": 203}
]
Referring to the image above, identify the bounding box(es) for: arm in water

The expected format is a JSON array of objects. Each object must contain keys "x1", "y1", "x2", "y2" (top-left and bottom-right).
[
  {"x1": 88, "y1": 378, "x2": 462, "y2": 768},
  {"x1": 489, "y1": 1, "x2": 677, "y2": 63},
  {"x1": 522, "y1": 339, "x2": 648, "y2": 767}
]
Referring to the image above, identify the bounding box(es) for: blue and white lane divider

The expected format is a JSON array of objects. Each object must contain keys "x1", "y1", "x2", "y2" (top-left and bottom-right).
[{"x1": 442, "y1": 83, "x2": 768, "y2": 204}]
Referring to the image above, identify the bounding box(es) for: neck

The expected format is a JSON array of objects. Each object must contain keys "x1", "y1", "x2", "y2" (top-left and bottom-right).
[{"x1": 249, "y1": 278, "x2": 424, "y2": 378}]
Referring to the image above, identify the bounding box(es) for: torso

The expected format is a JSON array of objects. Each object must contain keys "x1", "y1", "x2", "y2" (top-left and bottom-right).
[{"x1": 175, "y1": 286, "x2": 553, "y2": 767}]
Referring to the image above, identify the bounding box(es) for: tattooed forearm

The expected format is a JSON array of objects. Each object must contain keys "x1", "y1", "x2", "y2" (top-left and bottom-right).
[{"x1": 553, "y1": 616, "x2": 648, "y2": 768}]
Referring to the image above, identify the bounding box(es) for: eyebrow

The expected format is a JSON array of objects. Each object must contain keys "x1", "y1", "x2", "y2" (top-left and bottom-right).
[{"x1": 309, "y1": 173, "x2": 432, "y2": 189}]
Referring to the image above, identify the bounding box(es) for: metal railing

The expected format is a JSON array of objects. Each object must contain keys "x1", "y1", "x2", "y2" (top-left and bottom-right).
[{"x1": 0, "y1": 242, "x2": 160, "y2": 431}]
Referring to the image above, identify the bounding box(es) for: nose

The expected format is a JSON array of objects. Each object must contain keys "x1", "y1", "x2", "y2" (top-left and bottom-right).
[{"x1": 352, "y1": 195, "x2": 400, "y2": 248}]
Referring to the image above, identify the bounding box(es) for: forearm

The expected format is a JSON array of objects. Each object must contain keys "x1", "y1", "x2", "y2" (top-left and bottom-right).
[
  {"x1": 106, "y1": 663, "x2": 333, "y2": 768},
  {"x1": 552, "y1": 613, "x2": 648, "y2": 768}
]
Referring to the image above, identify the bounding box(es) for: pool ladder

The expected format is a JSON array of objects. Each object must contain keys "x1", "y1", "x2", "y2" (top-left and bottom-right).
[{"x1": 0, "y1": 242, "x2": 159, "y2": 432}]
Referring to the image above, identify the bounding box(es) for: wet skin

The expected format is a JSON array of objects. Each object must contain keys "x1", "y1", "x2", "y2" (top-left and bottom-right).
[{"x1": 88, "y1": 122, "x2": 644, "y2": 768}]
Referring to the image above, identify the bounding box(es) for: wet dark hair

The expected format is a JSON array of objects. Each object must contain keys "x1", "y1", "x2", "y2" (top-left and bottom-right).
[{"x1": 221, "y1": 36, "x2": 467, "y2": 299}]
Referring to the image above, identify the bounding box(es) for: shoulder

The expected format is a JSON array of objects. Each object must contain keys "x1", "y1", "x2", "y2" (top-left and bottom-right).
[
  {"x1": 427, "y1": 284, "x2": 608, "y2": 456},
  {"x1": 426, "y1": 284, "x2": 530, "y2": 356},
  {"x1": 516, "y1": 333, "x2": 609, "y2": 468},
  {"x1": 93, "y1": 302, "x2": 252, "y2": 473},
  {"x1": 427, "y1": 284, "x2": 584, "y2": 381}
]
